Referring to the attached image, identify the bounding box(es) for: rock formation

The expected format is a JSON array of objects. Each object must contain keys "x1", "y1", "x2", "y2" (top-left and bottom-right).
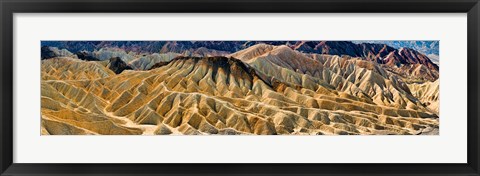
[{"x1": 40, "y1": 42, "x2": 440, "y2": 135}]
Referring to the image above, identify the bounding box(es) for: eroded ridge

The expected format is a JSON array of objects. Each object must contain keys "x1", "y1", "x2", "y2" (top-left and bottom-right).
[{"x1": 41, "y1": 51, "x2": 439, "y2": 135}]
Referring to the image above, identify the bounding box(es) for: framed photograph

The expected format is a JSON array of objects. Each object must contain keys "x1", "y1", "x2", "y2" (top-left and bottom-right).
[{"x1": 1, "y1": 0, "x2": 479, "y2": 175}]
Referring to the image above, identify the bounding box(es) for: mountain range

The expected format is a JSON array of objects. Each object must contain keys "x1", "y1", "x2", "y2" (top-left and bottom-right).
[
  {"x1": 42, "y1": 41, "x2": 439, "y2": 81},
  {"x1": 352, "y1": 41, "x2": 439, "y2": 65},
  {"x1": 40, "y1": 41, "x2": 440, "y2": 135}
]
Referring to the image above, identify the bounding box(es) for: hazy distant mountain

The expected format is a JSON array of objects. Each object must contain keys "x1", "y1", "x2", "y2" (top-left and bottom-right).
[
  {"x1": 352, "y1": 41, "x2": 439, "y2": 55},
  {"x1": 352, "y1": 41, "x2": 439, "y2": 65},
  {"x1": 42, "y1": 41, "x2": 102, "y2": 53},
  {"x1": 427, "y1": 54, "x2": 439, "y2": 65}
]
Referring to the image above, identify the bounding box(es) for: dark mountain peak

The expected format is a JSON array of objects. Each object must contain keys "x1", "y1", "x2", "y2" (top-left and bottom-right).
[
  {"x1": 76, "y1": 51, "x2": 99, "y2": 61},
  {"x1": 385, "y1": 47, "x2": 439, "y2": 71},
  {"x1": 169, "y1": 56, "x2": 252, "y2": 73},
  {"x1": 41, "y1": 46, "x2": 56, "y2": 60},
  {"x1": 165, "y1": 56, "x2": 301, "y2": 91},
  {"x1": 107, "y1": 57, "x2": 132, "y2": 74}
]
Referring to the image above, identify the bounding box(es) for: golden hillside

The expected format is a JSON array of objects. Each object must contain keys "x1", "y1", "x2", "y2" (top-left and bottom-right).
[{"x1": 41, "y1": 45, "x2": 439, "y2": 135}]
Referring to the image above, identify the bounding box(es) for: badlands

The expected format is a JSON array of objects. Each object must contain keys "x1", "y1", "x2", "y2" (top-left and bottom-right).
[{"x1": 40, "y1": 41, "x2": 439, "y2": 135}]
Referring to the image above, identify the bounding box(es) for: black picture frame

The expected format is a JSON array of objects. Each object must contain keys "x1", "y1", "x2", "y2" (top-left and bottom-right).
[{"x1": 1, "y1": 0, "x2": 479, "y2": 175}]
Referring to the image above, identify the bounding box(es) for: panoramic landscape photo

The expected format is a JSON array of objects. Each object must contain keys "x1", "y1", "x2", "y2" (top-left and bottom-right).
[{"x1": 41, "y1": 41, "x2": 439, "y2": 135}]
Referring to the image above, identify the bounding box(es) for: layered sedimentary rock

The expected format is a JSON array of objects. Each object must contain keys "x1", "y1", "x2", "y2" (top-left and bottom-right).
[
  {"x1": 408, "y1": 80, "x2": 439, "y2": 114},
  {"x1": 41, "y1": 57, "x2": 114, "y2": 80},
  {"x1": 41, "y1": 45, "x2": 439, "y2": 135},
  {"x1": 232, "y1": 45, "x2": 432, "y2": 111}
]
